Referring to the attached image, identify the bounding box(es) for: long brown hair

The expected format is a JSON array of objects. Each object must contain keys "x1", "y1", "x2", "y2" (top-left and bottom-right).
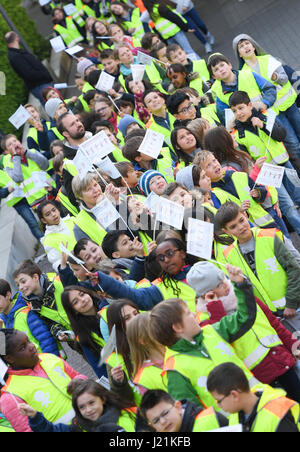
[{"x1": 204, "y1": 126, "x2": 254, "y2": 173}]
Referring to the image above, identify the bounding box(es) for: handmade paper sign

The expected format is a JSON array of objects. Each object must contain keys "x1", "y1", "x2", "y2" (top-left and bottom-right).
[
  {"x1": 155, "y1": 197, "x2": 184, "y2": 230},
  {"x1": 54, "y1": 83, "x2": 68, "y2": 89},
  {"x1": 131, "y1": 64, "x2": 145, "y2": 82},
  {"x1": 266, "y1": 109, "x2": 277, "y2": 133},
  {"x1": 137, "y1": 51, "x2": 152, "y2": 66},
  {"x1": 31, "y1": 171, "x2": 48, "y2": 189},
  {"x1": 65, "y1": 45, "x2": 84, "y2": 57},
  {"x1": 145, "y1": 191, "x2": 160, "y2": 214},
  {"x1": 267, "y1": 56, "x2": 282, "y2": 80},
  {"x1": 39, "y1": 0, "x2": 51, "y2": 5},
  {"x1": 95, "y1": 71, "x2": 115, "y2": 92},
  {"x1": 225, "y1": 108, "x2": 235, "y2": 131},
  {"x1": 63, "y1": 3, "x2": 77, "y2": 15},
  {"x1": 256, "y1": 162, "x2": 284, "y2": 188},
  {"x1": 138, "y1": 129, "x2": 165, "y2": 160},
  {"x1": 9, "y1": 105, "x2": 31, "y2": 129},
  {"x1": 50, "y1": 36, "x2": 66, "y2": 53},
  {"x1": 73, "y1": 148, "x2": 93, "y2": 179},
  {"x1": 79, "y1": 130, "x2": 114, "y2": 163},
  {"x1": 91, "y1": 197, "x2": 120, "y2": 229},
  {"x1": 96, "y1": 157, "x2": 121, "y2": 179},
  {"x1": 187, "y1": 218, "x2": 214, "y2": 260}
]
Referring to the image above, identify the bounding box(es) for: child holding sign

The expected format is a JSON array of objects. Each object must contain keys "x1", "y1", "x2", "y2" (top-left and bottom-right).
[{"x1": 215, "y1": 201, "x2": 300, "y2": 321}]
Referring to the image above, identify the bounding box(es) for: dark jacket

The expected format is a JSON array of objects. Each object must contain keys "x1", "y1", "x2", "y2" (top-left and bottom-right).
[{"x1": 8, "y1": 48, "x2": 53, "y2": 90}]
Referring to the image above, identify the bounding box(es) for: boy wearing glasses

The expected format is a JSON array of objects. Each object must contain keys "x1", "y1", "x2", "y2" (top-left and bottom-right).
[
  {"x1": 207, "y1": 363, "x2": 300, "y2": 432},
  {"x1": 140, "y1": 389, "x2": 227, "y2": 432}
]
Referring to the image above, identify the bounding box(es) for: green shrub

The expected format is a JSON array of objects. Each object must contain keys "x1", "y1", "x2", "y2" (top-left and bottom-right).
[{"x1": 0, "y1": 0, "x2": 51, "y2": 137}]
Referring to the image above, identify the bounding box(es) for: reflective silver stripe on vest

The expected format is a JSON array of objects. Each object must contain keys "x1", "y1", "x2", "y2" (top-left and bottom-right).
[
  {"x1": 270, "y1": 151, "x2": 289, "y2": 165},
  {"x1": 252, "y1": 213, "x2": 274, "y2": 227},
  {"x1": 54, "y1": 409, "x2": 75, "y2": 425},
  {"x1": 272, "y1": 297, "x2": 286, "y2": 309},
  {"x1": 243, "y1": 334, "x2": 281, "y2": 369},
  {"x1": 274, "y1": 87, "x2": 296, "y2": 108},
  {"x1": 250, "y1": 95, "x2": 263, "y2": 103},
  {"x1": 249, "y1": 376, "x2": 261, "y2": 389}
]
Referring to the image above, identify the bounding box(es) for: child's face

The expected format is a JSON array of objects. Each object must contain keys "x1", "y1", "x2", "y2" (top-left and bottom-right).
[
  {"x1": 41, "y1": 204, "x2": 60, "y2": 226},
  {"x1": 124, "y1": 168, "x2": 139, "y2": 187},
  {"x1": 14, "y1": 273, "x2": 40, "y2": 297},
  {"x1": 70, "y1": 263, "x2": 88, "y2": 281},
  {"x1": 231, "y1": 102, "x2": 253, "y2": 123},
  {"x1": 212, "y1": 279, "x2": 231, "y2": 298},
  {"x1": 94, "y1": 21, "x2": 107, "y2": 35},
  {"x1": 148, "y1": 175, "x2": 167, "y2": 196},
  {"x1": 75, "y1": 78, "x2": 85, "y2": 92},
  {"x1": 198, "y1": 169, "x2": 211, "y2": 191},
  {"x1": 51, "y1": 145, "x2": 63, "y2": 156},
  {"x1": 55, "y1": 103, "x2": 68, "y2": 121},
  {"x1": 128, "y1": 80, "x2": 145, "y2": 95},
  {"x1": 101, "y1": 128, "x2": 118, "y2": 145},
  {"x1": 26, "y1": 106, "x2": 40, "y2": 123},
  {"x1": 118, "y1": 46, "x2": 134, "y2": 65},
  {"x1": 201, "y1": 155, "x2": 223, "y2": 181},
  {"x1": 126, "y1": 123, "x2": 141, "y2": 136},
  {"x1": 238, "y1": 40, "x2": 256, "y2": 59},
  {"x1": 222, "y1": 211, "x2": 252, "y2": 242},
  {"x1": 114, "y1": 234, "x2": 136, "y2": 258},
  {"x1": 101, "y1": 58, "x2": 119, "y2": 75},
  {"x1": 168, "y1": 186, "x2": 193, "y2": 209},
  {"x1": 122, "y1": 304, "x2": 139, "y2": 329},
  {"x1": 120, "y1": 104, "x2": 133, "y2": 116},
  {"x1": 174, "y1": 305, "x2": 201, "y2": 341},
  {"x1": 68, "y1": 290, "x2": 95, "y2": 316},
  {"x1": 110, "y1": 25, "x2": 124, "y2": 42},
  {"x1": 78, "y1": 241, "x2": 105, "y2": 267},
  {"x1": 155, "y1": 242, "x2": 186, "y2": 277},
  {"x1": 77, "y1": 392, "x2": 104, "y2": 421},
  {"x1": 156, "y1": 47, "x2": 168, "y2": 64},
  {"x1": 174, "y1": 99, "x2": 196, "y2": 121},
  {"x1": 211, "y1": 61, "x2": 233, "y2": 81},
  {"x1": 176, "y1": 128, "x2": 197, "y2": 152},
  {"x1": 210, "y1": 389, "x2": 240, "y2": 414},
  {"x1": 169, "y1": 48, "x2": 188, "y2": 66},
  {"x1": 109, "y1": 270, "x2": 124, "y2": 283},
  {"x1": 144, "y1": 92, "x2": 165, "y2": 113},
  {"x1": 146, "y1": 400, "x2": 183, "y2": 433},
  {"x1": 167, "y1": 69, "x2": 186, "y2": 89},
  {"x1": 94, "y1": 101, "x2": 113, "y2": 120},
  {"x1": 0, "y1": 292, "x2": 11, "y2": 315}
]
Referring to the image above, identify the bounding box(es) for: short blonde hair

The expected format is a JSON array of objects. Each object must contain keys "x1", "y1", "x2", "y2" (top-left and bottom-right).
[{"x1": 193, "y1": 150, "x2": 214, "y2": 169}]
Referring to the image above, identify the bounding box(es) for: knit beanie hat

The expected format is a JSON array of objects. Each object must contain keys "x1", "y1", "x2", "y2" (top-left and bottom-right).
[
  {"x1": 186, "y1": 261, "x2": 226, "y2": 297},
  {"x1": 138, "y1": 170, "x2": 166, "y2": 197},
  {"x1": 45, "y1": 98, "x2": 63, "y2": 119},
  {"x1": 77, "y1": 58, "x2": 94, "y2": 78},
  {"x1": 118, "y1": 114, "x2": 139, "y2": 137}
]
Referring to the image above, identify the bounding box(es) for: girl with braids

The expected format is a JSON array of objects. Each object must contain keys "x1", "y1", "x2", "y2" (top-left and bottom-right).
[
  {"x1": 0, "y1": 329, "x2": 87, "y2": 432},
  {"x1": 88, "y1": 237, "x2": 197, "y2": 312},
  {"x1": 61, "y1": 286, "x2": 108, "y2": 379},
  {"x1": 18, "y1": 379, "x2": 136, "y2": 432},
  {"x1": 103, "y1": 300, "x2": 141, "y2": 405}
]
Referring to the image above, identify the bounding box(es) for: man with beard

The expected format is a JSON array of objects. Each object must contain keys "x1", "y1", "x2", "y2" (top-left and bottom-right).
[{"x1": 56, "y1": 112, "x2": 92, "y2": 213}]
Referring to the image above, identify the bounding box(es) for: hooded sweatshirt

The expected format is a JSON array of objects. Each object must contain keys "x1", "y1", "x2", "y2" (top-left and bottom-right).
[{"x1": 232, "y1": 34, "x2": 288, "y2": 86}]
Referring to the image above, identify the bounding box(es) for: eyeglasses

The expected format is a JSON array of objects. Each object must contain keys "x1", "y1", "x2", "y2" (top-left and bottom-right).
[
  {"x1": 216, "y1": 394, "x2": 229, "y2": 406},
  {"x1": 156, "y1": 249, "x2": 179, "y2": 263},
  {"x1": 149, "y1": 406, "x2": 173, "y2": 427},
  {"x1": 178, "y1": 102, "x2": 195, "y2": 114}
]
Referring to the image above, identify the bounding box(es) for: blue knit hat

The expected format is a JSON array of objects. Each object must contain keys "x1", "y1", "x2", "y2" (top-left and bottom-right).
[
  {"x1": 138, "y1": 170, "x2": 166, "y2": 196},
  {"x1": 118, "y1": 114, "x2": 139, "y2": 137}
]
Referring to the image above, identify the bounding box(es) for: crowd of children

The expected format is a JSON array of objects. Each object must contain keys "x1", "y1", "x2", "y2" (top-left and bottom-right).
[{"x1": 1, "y1": 0, "x2": 300, "y2": 433}]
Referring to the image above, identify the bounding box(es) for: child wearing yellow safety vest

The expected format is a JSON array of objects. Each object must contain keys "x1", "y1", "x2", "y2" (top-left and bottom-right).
[
  {"x1": 19, "y1": 378, "x2": 136, "y2": 432},
  {"x1": 215, "y1": 201, "x2": 300, "y2": 320},
  {"x1": 149, "y1": 264, "x2": 263, "y2": 410},
  {"x1": 207, "y1": 362, "x2": 300, "y2": 432},
  {"x1": 140, "y1": 389, "x2": 227, "y2": 432}
]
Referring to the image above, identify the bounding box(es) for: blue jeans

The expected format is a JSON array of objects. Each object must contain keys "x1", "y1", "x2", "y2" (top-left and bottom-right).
[
  {"x1": 183, "y1": 8, "x2": 208, "y2": 44},
  {"x1": 168, "y1": 31, "x2": 200, "y2": 59},
  {"x1": 31, "y1": 82, "x2": 54, "y2": 106},
  {"x1": 14, "y1": 198, "x2": 43, "y2": 240},
  {"x1": 276, "y1": 183, "x2": 300, "y2": 234},
  {"x1": 277, "y1": 107, "x2": 300, "y2": 174},
  {"x1": 282, "y1": 161, "x2": 300, "y2": 205}
]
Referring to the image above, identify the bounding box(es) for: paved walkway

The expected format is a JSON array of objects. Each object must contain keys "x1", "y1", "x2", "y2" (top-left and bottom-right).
[{"x1": 190, "y1": 0, "x2": 300, "y2": 70}]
